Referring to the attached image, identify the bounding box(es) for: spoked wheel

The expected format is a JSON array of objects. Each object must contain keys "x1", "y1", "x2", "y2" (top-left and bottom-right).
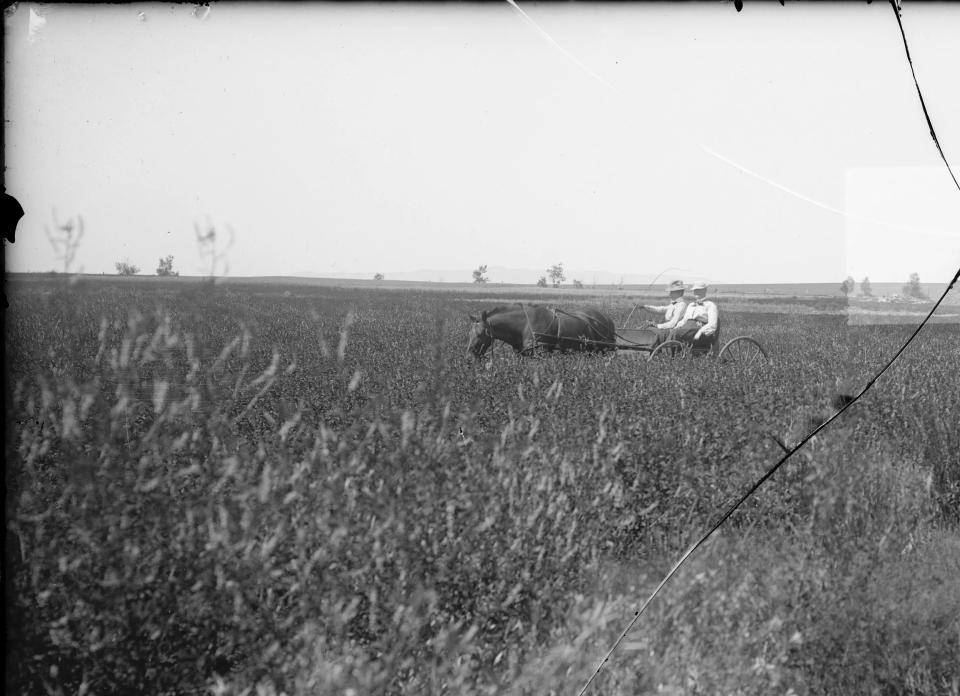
[
  {"x1": 648, "y1": 340, "x2": 686, "y2": 361},
  {"x1": 718, "y1": 336, "x2": 768, "y2": 367}
]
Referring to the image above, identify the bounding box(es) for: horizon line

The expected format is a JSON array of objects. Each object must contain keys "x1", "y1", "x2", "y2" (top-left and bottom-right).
[{"x1": 6, "y1": 271, "x2": 947, "y2": 288}]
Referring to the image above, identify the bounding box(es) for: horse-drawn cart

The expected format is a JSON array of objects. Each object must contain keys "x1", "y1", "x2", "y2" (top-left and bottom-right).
[
  {"x1": 615, "y1": 323, "x2": 768, "y2": 365},
  {"x1": 466, "y1": 303, "x2": 768, "y2": 367}
]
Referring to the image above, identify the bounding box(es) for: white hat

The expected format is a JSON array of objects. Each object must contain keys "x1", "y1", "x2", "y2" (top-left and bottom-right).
[
  {"x1": 666, "y1": 280, "x2": 687, "y2": 294},
  {"x1": 691, "y1": 282, "x2": 708, "y2": 292}
]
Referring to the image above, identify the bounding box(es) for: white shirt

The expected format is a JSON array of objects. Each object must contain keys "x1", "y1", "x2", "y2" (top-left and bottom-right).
[
  {"x1": 680, "y1": 299, "x2": 718, "y2": 336},
  {"x1": 647, "y1": 299, "x2": 687, "y2": 329}
]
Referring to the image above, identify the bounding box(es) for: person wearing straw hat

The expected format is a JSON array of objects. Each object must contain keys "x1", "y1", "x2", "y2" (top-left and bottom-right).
[
  {"x1": 641, "y1": 280, "x2": 689, "y2": 341},
  {"x1": 671, "y1": 282, "x2": 718, "y2": 346}
]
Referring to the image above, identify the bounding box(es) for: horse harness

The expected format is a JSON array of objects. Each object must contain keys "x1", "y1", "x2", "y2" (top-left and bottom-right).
[
  {"x1": 518, "y1": 303, "x2": 604, "y2": 355},
  {"x1": 472, "y1": 316, "x2": 495, "y2": 356}
]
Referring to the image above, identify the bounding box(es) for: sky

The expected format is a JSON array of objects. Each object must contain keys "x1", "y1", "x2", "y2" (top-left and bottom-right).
[{"x1": 4, "y1": 2, "x2": 959, "y2": 284}]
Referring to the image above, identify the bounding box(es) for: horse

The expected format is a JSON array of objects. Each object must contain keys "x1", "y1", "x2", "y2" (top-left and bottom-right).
[{"x1": 467, "y1": 303, "x2": 617, "y2": 359}]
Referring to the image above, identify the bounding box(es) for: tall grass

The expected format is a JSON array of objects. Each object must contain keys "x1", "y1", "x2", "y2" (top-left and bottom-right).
[{"x1": 5, "y1": 278, "x2": 959, "y2": 695}]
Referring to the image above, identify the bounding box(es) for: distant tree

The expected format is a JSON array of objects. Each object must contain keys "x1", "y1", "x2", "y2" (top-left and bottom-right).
[
  {"x1": 573, "y1": 279, "x2": 583, "y2": 289},
  {"x1": 373, "y1": 272, "x2": 385, "y2": 281},
  {"x1": 156, "y1": 255, "x2": 178, "y2": 276},
  {"x1": 472, "y1": 265, "x2": 488, "y2": 284},
  {"x1": 903, "y1": 272, "x2": 927, "y2": 300},
  {"x1": 115, "y1": 260, "x2": 140, "y2": 276},
  {"x1": 840, "y1": 276, "x2": 855, "y2": 296},
  {"x1": 547, "y1": 263, "x2": 566, "y2": 288},
  {"x1": 860, "y1": 276, "x2": 872, "y2": 297},
  {"x1": 536, "y1": 276, "x2": 547, "y2": 288}
]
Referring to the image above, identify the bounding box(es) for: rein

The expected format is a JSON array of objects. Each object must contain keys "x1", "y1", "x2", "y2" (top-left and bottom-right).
[{"x1": 623, "y1": 267, "x2": 690, "y2": 326}]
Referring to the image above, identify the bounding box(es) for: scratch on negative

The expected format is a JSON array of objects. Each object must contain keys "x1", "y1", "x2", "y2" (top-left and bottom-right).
[
  {"x1": 507, "y1": 0, "x2": 953, "y2": 244},
  {"x1": 505, "y1": 0, "x2": 617, "y2": 94},
  {"x1": 701, "y1": 144, "x2": 958, "y2": 241}
]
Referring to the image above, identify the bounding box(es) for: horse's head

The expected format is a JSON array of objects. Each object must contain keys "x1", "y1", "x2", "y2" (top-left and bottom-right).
[{"x1": 467, "y1": 312, "x2": 493, "y2": 359}]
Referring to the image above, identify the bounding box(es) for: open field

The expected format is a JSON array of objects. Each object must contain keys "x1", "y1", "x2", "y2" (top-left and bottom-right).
[
  {"x1": 12, "y1": 272, "x2": 960, "y2": 305},
  {"x1": 5, "y1": 275, "x2": 960, "y2": 695}
]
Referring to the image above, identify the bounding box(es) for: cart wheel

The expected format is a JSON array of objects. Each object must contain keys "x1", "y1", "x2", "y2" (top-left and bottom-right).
[
  {"x1": 648, "y1": 340, "x2": 686, "y2": 361},
  {"x1": 718, "y1": 336, "x2": 768, "y2": 366}
]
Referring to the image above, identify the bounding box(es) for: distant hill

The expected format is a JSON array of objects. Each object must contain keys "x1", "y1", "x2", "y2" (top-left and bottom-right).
[
  {"x1": 295, "y1": 266, "x2": 711, "y2": 286},
  {"x1": 10, "y1": 270, "x2": 954, "y2": 305},
  {"x1": 7, "y1": 273, "x2": 956, "y2": 306},
  {"x1": 292, "y1": 269, "x2": 956, "y2": 301}
]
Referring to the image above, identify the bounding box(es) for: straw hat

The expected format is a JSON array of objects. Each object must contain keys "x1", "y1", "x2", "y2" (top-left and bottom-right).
[
  {"x1": 691, "y1": 282, "x2": 708, "y2": 292},
  {"x1": 666, "y1": 280, "x2": 687, "y2": 294}
]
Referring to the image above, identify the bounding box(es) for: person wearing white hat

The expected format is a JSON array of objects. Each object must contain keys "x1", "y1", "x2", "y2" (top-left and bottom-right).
[
  {"x1": 641, "y1": 280, "x2": 688, "y2": 333},
  {"x1": 671, "y1": 282, "x2": 718, "y2": 346}
]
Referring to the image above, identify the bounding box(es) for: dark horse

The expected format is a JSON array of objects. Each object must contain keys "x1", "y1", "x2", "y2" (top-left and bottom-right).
[{"x1": 467, "y1": 304, "x2": 617, "y2": 358}]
